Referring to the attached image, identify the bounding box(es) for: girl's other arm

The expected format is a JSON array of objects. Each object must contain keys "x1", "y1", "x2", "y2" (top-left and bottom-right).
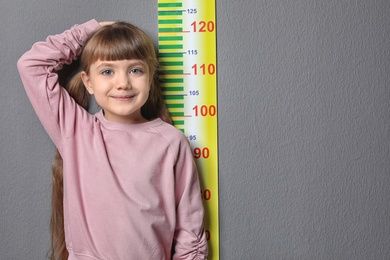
[{"x1": 173, "y1": 141, "x2": 208, "y2": 259}]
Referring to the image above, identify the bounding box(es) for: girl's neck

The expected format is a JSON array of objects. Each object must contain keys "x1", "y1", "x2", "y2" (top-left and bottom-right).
[{"x1": 102, "y1": 110, "x2": 148, "y2": 124}]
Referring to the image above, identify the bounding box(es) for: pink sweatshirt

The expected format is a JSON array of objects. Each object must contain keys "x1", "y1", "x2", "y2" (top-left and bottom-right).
[{"x1": 17, "y1": 19, "x2": 207, "y2": 260}]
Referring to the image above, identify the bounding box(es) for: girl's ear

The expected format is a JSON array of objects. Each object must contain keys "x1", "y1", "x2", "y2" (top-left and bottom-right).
[{"x1": 81, "y1": 71, "x2": 94, "y2": 94}]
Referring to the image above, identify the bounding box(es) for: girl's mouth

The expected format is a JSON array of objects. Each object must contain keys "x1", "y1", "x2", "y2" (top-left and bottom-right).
[{"x1": 112, "y1": 95, "x2": 135, "y2": 101}]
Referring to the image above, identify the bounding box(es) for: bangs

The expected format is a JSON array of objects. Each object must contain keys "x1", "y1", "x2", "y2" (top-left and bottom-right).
[{"x1": 81, "y1": 23, "x2": 157, "y2": 71}]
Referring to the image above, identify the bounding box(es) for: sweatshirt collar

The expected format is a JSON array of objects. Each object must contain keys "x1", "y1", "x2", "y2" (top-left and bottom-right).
[{"x1": 95, "y1": 110, "x2": 164, "y2": 131}]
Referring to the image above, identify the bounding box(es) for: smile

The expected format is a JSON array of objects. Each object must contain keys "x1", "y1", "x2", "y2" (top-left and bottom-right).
[{"x1": 111, "y1": 95, "x2": 135, "y2": 101}]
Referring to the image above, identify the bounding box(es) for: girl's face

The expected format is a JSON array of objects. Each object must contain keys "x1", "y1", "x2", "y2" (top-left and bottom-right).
[{"x1": 81, "y1": 59, "x2": 151, "y2": 124}]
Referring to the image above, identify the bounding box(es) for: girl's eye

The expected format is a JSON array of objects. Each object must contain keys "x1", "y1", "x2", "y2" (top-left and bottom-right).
[
  {"x1": 102, "y1": 70, "x2": 113, "y2": 76},
  {"x1": 130, "y1": 68, "x2": 143, "y2": 74}
]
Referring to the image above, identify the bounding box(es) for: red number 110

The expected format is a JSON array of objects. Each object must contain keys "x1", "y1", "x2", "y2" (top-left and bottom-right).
[{"x1": 192, "y1": 64, "x2": 216, "y2": 75}]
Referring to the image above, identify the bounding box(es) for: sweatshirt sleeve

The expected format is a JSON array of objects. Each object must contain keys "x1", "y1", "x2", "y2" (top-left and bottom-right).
[
  {"x1": 173, "y1": 138, "x2": 208, "y2": 259},
  {"x1": 17, "y1": 19, "x2": 100, "y2": 148}
]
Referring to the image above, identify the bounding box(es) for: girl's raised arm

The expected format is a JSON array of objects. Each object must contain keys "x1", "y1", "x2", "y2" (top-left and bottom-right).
[{"x1": 17, "y1": 20, "x2": 100, "y2": 147}]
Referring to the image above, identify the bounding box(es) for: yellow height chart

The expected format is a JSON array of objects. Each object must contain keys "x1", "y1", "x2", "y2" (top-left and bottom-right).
[{"x1": 157, "y1": 0, "x2": 219, "y2": 258}]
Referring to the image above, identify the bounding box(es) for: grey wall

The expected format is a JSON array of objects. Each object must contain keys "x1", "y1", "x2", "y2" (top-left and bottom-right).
[{"x1": 1, "y1": 0, "x2": 389, "y2": 259}]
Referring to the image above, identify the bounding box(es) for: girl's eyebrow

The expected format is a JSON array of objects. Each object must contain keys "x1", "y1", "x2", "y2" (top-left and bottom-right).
[
  {"x1": 95, "y1": 62, "x2": 116, "y2": 69},
  {"x1": 95, "y1": 60, "x2": 146, "y2": 70},
  {"x1": 127, "y1": 61, "x2": 147, "y2": 67}
]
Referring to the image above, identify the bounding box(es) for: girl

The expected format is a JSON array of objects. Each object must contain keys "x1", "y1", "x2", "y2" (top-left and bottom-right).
[{"x1": 18, "y1": 19, "x2": 207, "y2": 260}]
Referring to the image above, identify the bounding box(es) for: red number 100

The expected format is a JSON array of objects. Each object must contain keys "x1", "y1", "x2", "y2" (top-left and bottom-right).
[{"x1": 192, "y1": 105, "x2": 217, "y2": 117}]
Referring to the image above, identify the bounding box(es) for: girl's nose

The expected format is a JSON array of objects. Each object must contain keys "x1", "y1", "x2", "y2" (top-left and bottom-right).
[{"x1": 116, "y1": 73, "x2": 132, "y2": 90}]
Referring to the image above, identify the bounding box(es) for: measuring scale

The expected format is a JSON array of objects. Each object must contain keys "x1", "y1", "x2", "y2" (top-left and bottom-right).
[{"x1": 157, "y1": 0, "x2": 219, "y2": 258}]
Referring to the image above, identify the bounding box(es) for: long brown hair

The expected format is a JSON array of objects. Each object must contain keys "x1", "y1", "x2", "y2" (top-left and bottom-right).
[{"x1": 50, "y1": 22, "x2": 171, "y2": 259}]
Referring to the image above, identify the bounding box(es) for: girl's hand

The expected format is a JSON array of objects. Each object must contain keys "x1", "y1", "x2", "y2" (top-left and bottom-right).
[{"x1": 99, "y1": 21, "x2": 116, "y2": 27}]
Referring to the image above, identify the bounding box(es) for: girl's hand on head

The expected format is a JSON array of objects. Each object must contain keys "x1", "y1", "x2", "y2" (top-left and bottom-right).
[{"x1": 99, "y1": 21, "x2": 116, "y2": 27}]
